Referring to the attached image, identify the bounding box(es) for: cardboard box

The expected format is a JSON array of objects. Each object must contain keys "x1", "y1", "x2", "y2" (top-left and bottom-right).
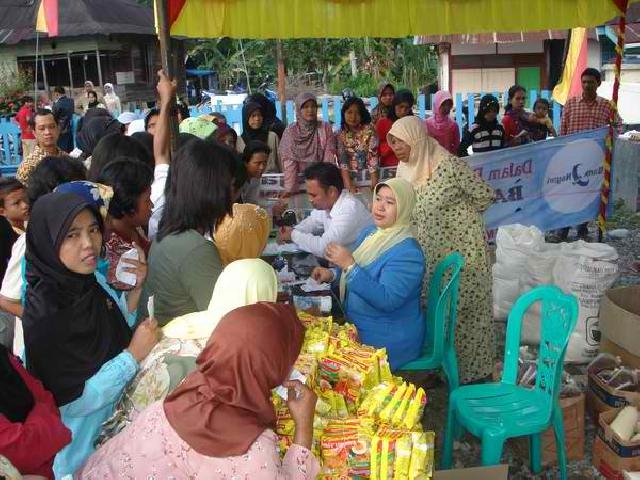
[
  {"x1": 600, "y1": 286, "x2": 640, "y2": 369},
  {"x1": 586, "y1": 369, "x2": 640, "y2": 420},
  {"x1": 593, "y1": 407, "x2": 640, "y2": 479},
  {"x1": 511, "y1": 393, "x2": 585, "y2": 466},
  {"x1": 434, "y1": 464, "x2": 508, "y2": 479}
]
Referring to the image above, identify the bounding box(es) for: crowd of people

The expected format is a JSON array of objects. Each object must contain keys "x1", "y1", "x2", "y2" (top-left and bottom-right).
[{"x1": 0, "y1": 66, "x2": 622, "y2": 478}]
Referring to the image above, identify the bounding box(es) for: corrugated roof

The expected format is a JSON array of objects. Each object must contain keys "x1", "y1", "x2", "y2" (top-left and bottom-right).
[{"x1": 0, "y1": 0, "x2": 154, "y2": 45}]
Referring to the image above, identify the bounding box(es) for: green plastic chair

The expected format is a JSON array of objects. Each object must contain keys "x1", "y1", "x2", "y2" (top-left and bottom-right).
[
  {"x1": 441, "y1": 285, "x2": 579, "y2": 479},
  {"x1": 397, "y1": 251, "x2": 464, "y2": 394}
]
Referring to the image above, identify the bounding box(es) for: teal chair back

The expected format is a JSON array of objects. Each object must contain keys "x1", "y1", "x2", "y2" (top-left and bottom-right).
[
  {"x1": 424, "y1": 251, "x2": 464, "y2": 360},
  {"x1": 501, "y1": 285, "x2": 579, "y2": 410},
  {"x1": 399, "y1": 251, "x2": 464, "y2": 391}
]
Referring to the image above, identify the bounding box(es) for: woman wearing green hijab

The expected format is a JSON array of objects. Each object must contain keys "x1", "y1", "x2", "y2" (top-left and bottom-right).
[{"x1": 312, "y1": 178, "x2": 425, "y2": 369}]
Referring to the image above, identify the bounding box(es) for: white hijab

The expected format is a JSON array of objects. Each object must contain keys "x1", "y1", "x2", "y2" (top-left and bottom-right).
[
  {"x1": 391, "y1": 116, "x2": 452, "y2": 187},
  {"x1": 162, "y1": 259, "x2": 278, "y2": 340}
]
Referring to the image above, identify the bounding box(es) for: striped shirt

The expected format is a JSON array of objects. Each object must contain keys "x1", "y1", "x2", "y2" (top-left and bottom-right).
[{"x1": 458, "y1": 123, "x2": 505, "y2": 156}]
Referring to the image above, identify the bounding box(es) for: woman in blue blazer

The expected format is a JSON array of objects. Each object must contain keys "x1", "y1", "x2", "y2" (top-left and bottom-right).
[{"x1": 312, "y1": 178, "x2": 425, "y2": 369}]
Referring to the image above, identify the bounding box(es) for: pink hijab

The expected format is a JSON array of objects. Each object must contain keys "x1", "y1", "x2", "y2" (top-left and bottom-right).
[
  {"x1": 425, "y1": 90, "x2": 459, "y2": 155},
  {"x1": 279, "y1": 92, "x2": 334, "y2": 164}
]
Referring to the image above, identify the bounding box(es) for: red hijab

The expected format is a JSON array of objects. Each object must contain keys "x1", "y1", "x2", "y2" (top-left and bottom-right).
[{"x1": 163, "y1": 302, "x2": 304, "y2": 457}]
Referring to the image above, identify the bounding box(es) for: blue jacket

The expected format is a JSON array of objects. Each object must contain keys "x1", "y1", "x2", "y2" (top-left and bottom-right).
[{"x1": 338, "y1": 225, "x2": 425, "y2": 370}]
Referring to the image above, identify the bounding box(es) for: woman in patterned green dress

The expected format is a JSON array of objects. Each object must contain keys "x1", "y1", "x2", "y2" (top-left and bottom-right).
[{"x1": 389, "y1": 116, "x2": 496, "y2": 384}]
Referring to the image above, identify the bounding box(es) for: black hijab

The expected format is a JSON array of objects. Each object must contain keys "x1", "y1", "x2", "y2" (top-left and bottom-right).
[
  {"x1": 245, "y1": 93, "x2": 285, "y2": 138},
  {"x1": 241, "y1": 102, "x2": 269, "y2": 145},
  {"x1": 0, "y1": 344, "x2": 34, "y2": 423},
  {"x1": 77, "y1": 116, "x2": 122, "y2": 157},
  {"x1": 477, "y1": 95, "x2": 501, "y2": 128},
  {"x1": 23, "y1": 192, "x2": 132, "y2": 406}
]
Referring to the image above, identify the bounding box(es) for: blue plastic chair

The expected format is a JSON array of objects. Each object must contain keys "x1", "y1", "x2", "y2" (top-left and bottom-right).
[
  {"x1": 0, "y1": 117, "x2": 21, "y2": 176},
  {"x1": 441, "y1": 285, "x2": 579, "y2": 479},
  {"x1": 397, "y1": 251, "x2": 464, "y2": 394}
]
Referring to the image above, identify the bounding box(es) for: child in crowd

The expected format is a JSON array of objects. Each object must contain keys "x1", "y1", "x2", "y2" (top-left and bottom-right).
[
  {"x1": 457, "y1": 94, "x2": 505, "y2": 157},
  {"x1": 15, "y1": 96, "x2": 36, "y2": 158},
  {"x1": 215, "y1": 124, "x2": 238, "y2": 149},
  {"x1": 240, "y1": 140, "x2": 270, "y2": 205},
  {"x1": 0, "y1": 179, "x2": 29, "y2": 235},
  {"x1": 529, "y1": 98, "x2": 557, "y2": 141},
  {"x1": 425, "y1": 90, "x2": 460, "y2": 155}
]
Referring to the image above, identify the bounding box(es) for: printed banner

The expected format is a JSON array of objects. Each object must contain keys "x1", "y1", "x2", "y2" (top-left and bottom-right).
[
  {"x1": 467, "y1": 127, "x2": 608, "y2": 232},
  {"x1": 260, "y1": 127, "x2": 609, "y2": 233}
]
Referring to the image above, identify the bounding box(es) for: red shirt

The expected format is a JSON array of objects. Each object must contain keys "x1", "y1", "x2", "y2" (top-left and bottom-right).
[
  {"x1": 375, "y1": 117, "x2": 398, "y2": 167},
  {"x1": 560, "y1": 95, "x2": 621, "y2": 136},
  {"x1": 0, "y1": 354, "x2": 71, "y2": 479},
  {"x1": 15, "y1": 106, "x2": 35, "y2": 140}
]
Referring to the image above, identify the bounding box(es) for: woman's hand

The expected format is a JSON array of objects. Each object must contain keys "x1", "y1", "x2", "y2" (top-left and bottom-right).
[
  {"x1": 285, "y1": 380, "x2": 317, "y2": 450},
  {"x1": 122, "y1": 242, "x2": 147, "y2": 290},
  {"x1": 325, "y1": 242, "x2": 355, "y2": 270},
  {"x1": 271, "y1": 200, "x2": 288, "y2": 218},
  {"x1": 311, "y1": 267, "x2": 334, "y2": 283},
  {"x1": 127, "y1": 317, "x2": 159, "y2": 363}
]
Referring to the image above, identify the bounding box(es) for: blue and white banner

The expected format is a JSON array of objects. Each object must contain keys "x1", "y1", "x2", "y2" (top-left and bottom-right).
[
  {"x1": 260, "y1": 127, "x2": 610, "y2": 233},
  {"x1": 468, "y1": 127, "x2": 609, "y2": 233}
]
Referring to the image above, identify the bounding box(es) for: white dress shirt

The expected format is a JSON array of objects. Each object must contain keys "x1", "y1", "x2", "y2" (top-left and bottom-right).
[{"x1": 291, "y1": 191, "x2": 373, "y2": 257}]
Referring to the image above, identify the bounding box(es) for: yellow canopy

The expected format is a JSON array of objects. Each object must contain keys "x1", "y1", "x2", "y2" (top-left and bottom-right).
[{"x1": 164, "y1": 0, "x2": 634, "y2": 39}]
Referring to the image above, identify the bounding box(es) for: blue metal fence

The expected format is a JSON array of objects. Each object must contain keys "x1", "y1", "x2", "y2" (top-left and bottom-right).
[{"x1": 0, "y1": 90, "x2": 562, "y2": 173}]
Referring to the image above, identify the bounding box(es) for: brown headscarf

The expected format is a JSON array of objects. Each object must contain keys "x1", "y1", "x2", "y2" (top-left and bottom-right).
[
  {"x1": 163, "y1": 302, "x2": 305, "y2": 457},
  {"x1": 279, "y1": 92, "x2": 334, "y2": 164}
]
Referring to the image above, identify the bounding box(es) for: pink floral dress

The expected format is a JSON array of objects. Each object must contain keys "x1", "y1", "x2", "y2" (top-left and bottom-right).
[{"x1": 79, "y1": 401, "x2": 321, "y2": 479}]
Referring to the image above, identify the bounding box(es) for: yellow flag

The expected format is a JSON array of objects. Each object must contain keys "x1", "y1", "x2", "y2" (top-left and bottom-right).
[{"x1": 552, "y1": 28, "x2": 588, "y2": 105}]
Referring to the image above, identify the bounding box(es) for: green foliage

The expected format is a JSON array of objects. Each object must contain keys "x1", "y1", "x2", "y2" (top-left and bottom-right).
[
  {"x1": 606, "y1": 198, "x2": 640, "y2": 230},
  {"x1": 328, "y1": 73, "x2": 379, "y2": 98},
  {"x1": 187, "y1": 37, "x2": 438, "y2": 97},
  {"x1": 0, "y1": 67, "x2": 32, "y2": 116}
]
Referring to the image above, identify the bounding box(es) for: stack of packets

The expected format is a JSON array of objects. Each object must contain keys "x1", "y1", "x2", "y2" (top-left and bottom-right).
[{"x1": 274, "y1": 312, "x2": 435, "y2": 479}]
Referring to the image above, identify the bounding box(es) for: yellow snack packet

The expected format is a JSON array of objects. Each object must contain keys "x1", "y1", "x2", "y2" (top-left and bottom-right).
[
  {"x1": 408, "y1": 431, "x2": 435, "y2": 479},
  {"x1": 370, "y1": 434, "x2": 381, "y2": 480},
  {"x1": 380, "y1": 437, "x2": 391, "y2": 480},
  {"x1": 358, "y1": 382, "x2": 394, "y2": 417},
  {"x1": 393, "y1": 434, "x2": 413, "y2": 480},
  {"x1": 392, "y1": 383, "x2": 416, "y2": 427},
  {"x1": 403, "y1": 387, "x2": 427, "y2": 431},
  {"x1": 377, "y1": 348, "x2": 393, "y2": 383},
  {"x1": 380, "y1": 382, "x2": 407, "y2": 423}
]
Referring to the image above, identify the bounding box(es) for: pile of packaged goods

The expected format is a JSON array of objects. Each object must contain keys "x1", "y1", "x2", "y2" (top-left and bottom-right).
[{"x1": 274, "y1": 312, "x2": 435, "y2": 479}]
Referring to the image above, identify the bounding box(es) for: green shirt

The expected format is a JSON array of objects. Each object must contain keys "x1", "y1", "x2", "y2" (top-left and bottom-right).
[{"x1": 139, "y1": 230, "x2": 222, "y2": 325}]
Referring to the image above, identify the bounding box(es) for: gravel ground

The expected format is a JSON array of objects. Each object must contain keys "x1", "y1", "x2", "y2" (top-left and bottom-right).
[{"x1": 413, "y1": 225, "x2": 640, "y2": 478}]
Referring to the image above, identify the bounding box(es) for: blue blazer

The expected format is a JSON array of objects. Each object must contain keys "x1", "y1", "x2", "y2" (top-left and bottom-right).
[{"x1": 339, "y1": 225, "x2": 425, "y2": 370}]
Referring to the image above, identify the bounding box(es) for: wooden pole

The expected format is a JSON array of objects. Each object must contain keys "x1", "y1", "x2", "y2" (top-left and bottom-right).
[
  {"x1": 96, "y1": 48, "x2": 103, "y2": 86},
  {"x1": 67, "y1": 51, "x2": 74, "y2": 90},
  {"x1": 34, "y1": 32, "x2": 39, "y2": 99},
  {"x1": 155, "y1": 0, "x2": 178, "y2": 154},
  {"x1": 276, "y1": 39, "x2": 287, "y2": 124}
]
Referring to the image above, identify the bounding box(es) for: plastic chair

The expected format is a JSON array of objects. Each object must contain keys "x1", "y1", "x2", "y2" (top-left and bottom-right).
[
  {"x1": 441, "y1": 285, "x2": 579, "y2": 479},
  {"x1": 397, "y1": 251, "x2": 464, "y2": 394}
]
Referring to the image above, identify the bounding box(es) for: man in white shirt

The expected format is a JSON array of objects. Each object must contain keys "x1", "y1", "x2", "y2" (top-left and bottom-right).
[{"x1": 277, "y1": 163, "x2": 373, "y2": 258}]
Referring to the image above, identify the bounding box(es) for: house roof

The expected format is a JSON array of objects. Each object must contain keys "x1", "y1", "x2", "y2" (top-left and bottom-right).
[{"x1": 0, "y1": 0, "x2": 154, "y2": 45}]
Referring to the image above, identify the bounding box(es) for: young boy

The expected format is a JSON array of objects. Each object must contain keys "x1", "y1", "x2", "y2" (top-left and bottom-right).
[
  {"x1": 529, "y1": 98, "x2": 558, "y2": 141},
  {"x1": 0, "y1": 178, "x2": 29, "y2": 234},
  {"x1": 15, "y1": 96, "x2": 36, "y2": 158}
]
